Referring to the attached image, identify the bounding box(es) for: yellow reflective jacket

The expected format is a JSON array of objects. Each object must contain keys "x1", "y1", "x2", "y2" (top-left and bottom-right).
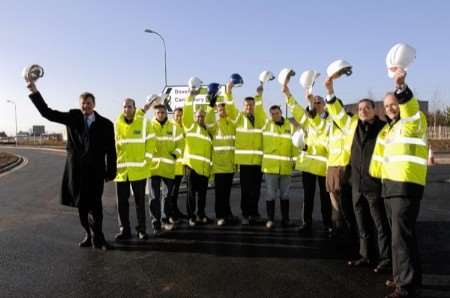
[
  {"x1": 262, "y1": 118, "x2": 298, "y2": 176},
  {"x1": 182, "y1": 96, "x2": 213, "y2": 177},
  {"x1": 149, "y1": 117, "x2": 184, "y2": 179},
  {"x1": 170, "y1": 119, "x2": 185, "y2": 176},
  {"x1": 225, "y1": 93, "x2": 267, "y2": 166},
  {"x1": 115, "y1": 109, "x2": 154, "y2": 182},
  {"x1": 287, "y1": 96, "x2": 328, "y2": 176},
  {"x1": 369, "y1": 95, "x2": 428, "y2": 186},
  {"x1": 205, "y1": 106, "x2": 236, "y2": 174}
]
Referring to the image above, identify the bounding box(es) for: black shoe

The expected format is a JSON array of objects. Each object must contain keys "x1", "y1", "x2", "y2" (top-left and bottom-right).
[
  {"x1": 297, "y1": 224, "x2": 312, "y2": 236},
  {"x1": 115, "y1": 230, "x2": 132, "y2": 241},
  {"x1": 79, "y1": 235, "x2": 92, "y2": 248},
  {"x1": 93, "y1": 241, "x2": 111, "y2": 251},
  {"x1": 138, "y1": 232, "x2": 149, "y2": 240},
  {"x1": 152, "y1": 221, "x2": 162, "y2": 236}
]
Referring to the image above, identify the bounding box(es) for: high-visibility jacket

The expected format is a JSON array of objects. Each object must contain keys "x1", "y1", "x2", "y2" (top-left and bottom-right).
[
  {"x1": 261, "y1": 118, "x2": 298, "y2": 176},
  {"x1": 115, "y1": 109, "x2": 154, "y2": 182},
  {"x1": 326, "y1": 119, "x2": 352, "y2": 167},
  {"x1": 182, "y1": 96, "x2": 212, "y2": 177},
  {"x1": 205, "y1": 106, "x2": 236, "y2": 174},
  {"x1": 369, "y1": 95, "x2": 428, "y2": 186},
  {"x1": 170, "y1": 119, "x2": 186, "y2": 176},
  {"x1": 286, "y1": 96, "x2": 328, "y2": 176},
  {"x1": 325, "y1": 100, "x2": 360, "y2": 168},
  {"x1": 149, "y1": 117, "x2": 184, "y2": 179},
  {"x1": 225, "y1": 93, "x2": 267, "y2": 166}
]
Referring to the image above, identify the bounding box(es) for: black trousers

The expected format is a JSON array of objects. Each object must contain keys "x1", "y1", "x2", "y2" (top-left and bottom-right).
[
  {"x1": 214, "y1": 173, "x2": 234, "y2": 219},
  {"x1": 302, "y1": 172, "x2": 332, "y2": 227},
  {"x1": 78, "y1": 196, "x2": 105, "y2": 245},
  {"x1": 150, "y1": 176, "x2": 174, "y2": 223},
  {"x1": 240, "y1": 165, "x2": 262, "y2": 218},
  {"x1": 353, "y1": 191, "x2": 390, "y2": 261},
  {"x1": 341, "y1": 181, "x2": 357, "y2": 233},
  {"x1": 186, "y1": 167, "x2": 209, "y2": 219},
  {"x1": 116, "y1": 179, "x2": 147, "y2": 233},
  {"x1": 169, "y1": 175, "x2": 184, "y2": 212},
  {"x1": 384, "y1": 197, "x2": 421, "y2": 292}
]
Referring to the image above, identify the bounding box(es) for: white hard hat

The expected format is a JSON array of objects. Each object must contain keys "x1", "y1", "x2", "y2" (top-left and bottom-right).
[
  {"x1": 278, "y1": 68, "x2": 296, "y2": 85},
  {"x1": 299, "y1": 70, "x2": 320, "y2": 93},
  {"x1": 291, "y1": 129, "x2": 305, "y2": 149},
  {"x1": 146, "y1": 94, "x2": 162, "y2": 106},
  {"x1": 326, "y1": 59, "x2": 352, "y2": 78},
  {"x1": 259, "y1": 70, "x2": 275, "y2": 83},
  {"x1": 22, "y1": 64, "x2": 44, "y2": 82},
  {"x1": 386, "y1": 43, "x2": 416, "y2": 78},
  {"x1": 188, "y1": 76, "x2": 203, "y2": 91}
]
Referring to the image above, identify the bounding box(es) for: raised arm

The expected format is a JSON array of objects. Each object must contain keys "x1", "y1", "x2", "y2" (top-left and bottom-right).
[
  {"x1": 224, "y1": 82, "x2": 240, "y2": 124},
  {"x1": 282, "y1": 85, "x2": 321, "y2": 129},
  {"x1": 182, "y1": 92, "x2": 195, "y2": 131},
  {"x1": 323, "y1": 77, "x2": 354, "y2": 130}
]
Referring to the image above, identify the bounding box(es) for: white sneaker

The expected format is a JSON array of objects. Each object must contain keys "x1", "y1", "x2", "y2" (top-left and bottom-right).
[
  {"x1": 188, "y1": 218, "x2": 196, "y2": 227},
  {"x1": 265, "y1": 220, "x2": 274, "y2": 229},
  {"x1": 217, "y1": 218, "x2": 225, "y2": 226},
  {"x1": 163, "y1": 223, "x2": 175, "y2": 231}
]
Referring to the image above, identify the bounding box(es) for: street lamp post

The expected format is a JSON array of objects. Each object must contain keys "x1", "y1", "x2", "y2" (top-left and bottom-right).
[
  {"x1": 6, "y1": 100, "x2": 18, "y2": 147},
  {"x1": 144, "y1": 28, "x2": 168, "y2": 86}
]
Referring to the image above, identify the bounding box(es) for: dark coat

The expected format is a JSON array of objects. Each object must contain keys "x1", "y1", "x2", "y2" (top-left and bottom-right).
[
  {"x1": 29, "y1": 92, "x2": 117, "y2": 207},
  {"x1": 350, "y1": 116, "x2": 386, "y2": 195}
]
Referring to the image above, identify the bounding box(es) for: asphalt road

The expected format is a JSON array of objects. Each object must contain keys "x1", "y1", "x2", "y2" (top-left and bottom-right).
[{"x1": 0, "y1": 147, "x2": 449, "y2": 298}]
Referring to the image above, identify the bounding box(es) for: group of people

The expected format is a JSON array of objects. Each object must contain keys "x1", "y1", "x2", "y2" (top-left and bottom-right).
[{"x1": 26, "y1": 66, "x2": 427, "y2": 298}]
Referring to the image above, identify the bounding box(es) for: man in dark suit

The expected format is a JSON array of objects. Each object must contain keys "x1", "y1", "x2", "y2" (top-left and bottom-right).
[{"x1": 26, "y1": 78, "x2": 116, "y2": 250}]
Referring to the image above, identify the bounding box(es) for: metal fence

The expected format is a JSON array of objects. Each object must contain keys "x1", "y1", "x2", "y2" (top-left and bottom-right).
[{"x1": 428, "y1": 126, "x2": 450, "y2": 139}]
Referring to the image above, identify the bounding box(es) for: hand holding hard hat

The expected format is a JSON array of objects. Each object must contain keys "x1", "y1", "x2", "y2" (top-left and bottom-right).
[
  {"x1": 259, "y1": 70, "x2": 275, "y2": 85},
  {"x1": 299, "y1": 70, "x2": 320, "y2": 95},
  {"x1": 230, "y1": 73, "x2": 244, "y2": 87},
  {"x1": 386, "y1": 43, "x2": 416, "y2": 78},
  {"x1": 326, "y1": 59, "x2": 352, "y2": 79},
  {"x1": 278, "y1": 68, "x2": 296, "y2": 86},
  {"x1": 23, "y1": 64, "x2": 44, "y2": 94},
  {"x1": 146, "y1": 94, "x2": 162, "y2": 107},
  {"x1": 188, "y1": 76, "x2": 203, "y2": 92}
]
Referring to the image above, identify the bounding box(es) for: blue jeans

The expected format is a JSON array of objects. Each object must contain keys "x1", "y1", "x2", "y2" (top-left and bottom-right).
[{"x1": 264, "y1": 174, "x2": 291, "y2": 201}]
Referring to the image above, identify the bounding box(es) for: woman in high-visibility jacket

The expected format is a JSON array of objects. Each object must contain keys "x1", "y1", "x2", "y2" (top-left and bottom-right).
[
  {"x1": 369, "y1": 70, "x2": 427, "y2": 297},
  {"x1": 183, "y1": 90, "x2": 213, "y2": 226},
  {"x1": 205, "y1": 101, "x2": 237, "y2": 226},
  {"x1": 282, "y1": 85, "x2": 332, "y2": 236},
  {"x1": 225, "y1": 82, "x2": 267, "y2": 223}
]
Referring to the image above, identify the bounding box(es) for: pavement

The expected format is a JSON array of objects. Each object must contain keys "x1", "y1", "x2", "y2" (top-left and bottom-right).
[{"x1": 0, "y1": 147, "x2": 449, "y2": 298}]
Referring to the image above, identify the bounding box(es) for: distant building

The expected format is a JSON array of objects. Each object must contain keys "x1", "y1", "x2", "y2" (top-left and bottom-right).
[{"x1": 32, "y1": 125, "x2": 45, "y2": 136}]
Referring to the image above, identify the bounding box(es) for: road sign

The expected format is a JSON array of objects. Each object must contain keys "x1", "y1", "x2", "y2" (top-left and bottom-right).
[{"x1": 161, "y1": 85, "x2": 225, "y2": 112}]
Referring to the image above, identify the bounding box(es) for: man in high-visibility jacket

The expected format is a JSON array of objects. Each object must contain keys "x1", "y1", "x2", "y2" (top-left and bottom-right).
[
  {"x1": 369, "y1": 69, "x2": 427, "y2": 298},
  {"x1": 168, "y1": 107, "x2": 188, "y2": 221},
  {"x1": 282, "y1": 85, "x2": 332, "y2": 236},
  {"x1": 114, "y1": 98, "x2": 154, "y2": 240},
  {"x1": 325, "y1": 76, "x2": 391, "y2": 272},
  {"x1": 183, "y1": 90, "x2": 213, "y2": 226},
  {"x1": 206, "y1": 101, "x2": 237, "y2": 226},
  {"x1": 149, "y1": 104, "x2": 184, "y2": 234},
  {"x1": 261, "y1": 96, "x2": 297, "y2": 229},
  {"x1": 225, "y1": 82, "x2": 267, "y2": 224}
]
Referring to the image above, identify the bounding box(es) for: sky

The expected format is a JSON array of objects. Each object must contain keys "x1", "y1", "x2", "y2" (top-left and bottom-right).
[{"x1": 1, "y1": 0, "x2": 450, "y2": 135}]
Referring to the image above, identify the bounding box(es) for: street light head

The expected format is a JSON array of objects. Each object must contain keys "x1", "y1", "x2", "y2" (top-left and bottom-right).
[{"x1": 144, "y1": 29, "x2": 154, "y2": 34}]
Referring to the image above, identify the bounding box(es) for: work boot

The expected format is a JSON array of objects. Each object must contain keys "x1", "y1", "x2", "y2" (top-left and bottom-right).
[
  {"x1": 280, "y1": 200, "x2": 291, "y2": 227},
  {"x1": 115, "y1": 228, "x2": 132, "y2": 241},
  {"x1": 79, "y1": 234, "x2": 92, "y2": 248}
]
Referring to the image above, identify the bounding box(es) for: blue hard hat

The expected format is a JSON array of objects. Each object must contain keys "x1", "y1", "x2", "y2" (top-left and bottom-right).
[
  {"x1": 230, "y1": 73, "x2": 244, "y2": 87},
  {"x1": 207, "y1": 83, "x2": 220, "y2": 96}
]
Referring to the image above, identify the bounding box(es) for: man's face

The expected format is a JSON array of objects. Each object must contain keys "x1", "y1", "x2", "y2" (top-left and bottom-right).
[
  {"x1": 358, "y1": 101, "x2": 376, "y2": 122},
  {"x1": 155, "y1": 107, "x2": 167, "y2": 122},
  {"x1": 270, "y1": 108, "x2": 282, "y2": 122},
  {"x1": 384, "y1": 94, "x2": 400, "y2": 120},
  {"x1": 243, "y1": 100, "x2": 255, "y2": 115},
  {"x1": 122, "y1": 99, "x2": 136, "y2": 120},
  {"x1": 313, "y1": 96, "x2": 325, "y2": 114},
  {"x1": 218, "y1": 105, "x2": 227, "y2": 118},
  {"x1": 196, "y1": 111, "x2": 205, "y2": 126},
  {"x1": 80, "y1": 97, "x2": 95, "y2": 116},
  {"x1": 174, "y1": 110, "x2": 183, "y2": 123}
]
